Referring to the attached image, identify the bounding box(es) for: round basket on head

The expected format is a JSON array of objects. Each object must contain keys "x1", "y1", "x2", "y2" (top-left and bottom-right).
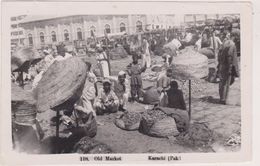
[
  {"x1": 11, "y1": 47, "x2": 42, "y2": 72},
  {"x1": 11, "y1": 83, "x2": 37, "y2": 126},
  {"x1": 35, "y1": 57, "x2": 88, "y2": 112}
]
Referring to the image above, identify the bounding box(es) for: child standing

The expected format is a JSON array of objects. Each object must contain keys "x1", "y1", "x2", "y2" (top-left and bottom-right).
[{"x1": 127, "y1": 55, "x2": 147, "y2": 102}]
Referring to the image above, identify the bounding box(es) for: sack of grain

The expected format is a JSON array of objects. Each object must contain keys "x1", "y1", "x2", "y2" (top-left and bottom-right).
[
  {"x1": 156, "y1": 107, "x2": 190, "y2": 132},
  {"x1": 35, "y1": 57, "x2": 88, "y2": 112},
  {"x1": 114, "y1": 111, "x2": 142, "y2": 131},
  {"x1": 72, "y1": 137, "x2": 113, "y2": 154},
  {"x1": 199, "y1": 47, "x2": 215, "y2": 59},
  {"x1": 11, "y1": 83, "x2": 37, "y2": 126},
  {"x1": 171, "y1": 47, "x2": 208, "y2": 80},
  {"x1": 143, "y1": 86, "x2": 160, "y2": 105},
  {"x1": 139, "y1": 108, "x2": 179, "y2": 138}
]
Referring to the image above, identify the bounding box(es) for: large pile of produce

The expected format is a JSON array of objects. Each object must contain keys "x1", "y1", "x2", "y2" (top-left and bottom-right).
[
  {"x1": 176, "y1": 122, "x2": 214, "y2": 147},
  {"x1": 171, "y1": 47, "x2": 208, "y2": 80},
  {"x1": 72, "y1": 136, "x2": 113, "y2": 154},
  {"x1": 139, "y1": 108, "x2": 179, "y2": 138},
  {"x1": 114, "y1": 111, "x2": 142, "y2": 131}
]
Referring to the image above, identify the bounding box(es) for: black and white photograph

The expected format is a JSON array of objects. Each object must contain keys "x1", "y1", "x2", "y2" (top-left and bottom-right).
[{"x1": 1, "y1": 1, "x2": 254, "y2": 165}]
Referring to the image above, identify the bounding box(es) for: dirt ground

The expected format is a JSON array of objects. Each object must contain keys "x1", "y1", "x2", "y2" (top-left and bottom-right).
[
  {"x1": 19, "y1": 54, "x2": 241, "y2": 154},
  {"x1": 93, "y1": 79, "x2": 241, "y2": 153}
]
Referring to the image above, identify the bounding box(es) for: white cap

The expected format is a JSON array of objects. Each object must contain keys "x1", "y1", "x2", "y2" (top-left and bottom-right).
[{"x1": 118, "y1": 70, "x2": 126, "y2": 76}]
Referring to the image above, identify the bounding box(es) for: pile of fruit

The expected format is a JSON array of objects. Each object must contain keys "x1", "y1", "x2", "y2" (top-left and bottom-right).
[
  {"x1": 142, "y1": 109, "x2": 167, "y2": 123},
  {"x1": 121, "y1": 112, "x2": 142, "y2": 127}
]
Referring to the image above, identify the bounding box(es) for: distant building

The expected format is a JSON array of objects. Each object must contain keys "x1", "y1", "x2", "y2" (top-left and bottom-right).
[
  {"x1": 20, "y1": 15, "x2": 176, "y2": 49},
  {"x1": 11, "y1": 15, "x2": 27, "y2": 47}
]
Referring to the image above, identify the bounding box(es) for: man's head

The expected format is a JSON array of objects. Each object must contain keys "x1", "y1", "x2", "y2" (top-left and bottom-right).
[
  {"x1": 118, "y1": 71, "x2": 126, "y2": 83},
  {"x1": 166, "y1": 69, "x2": 173, "y2": 78},
  {"x1": 170, "y1": 80, "x2": 178, "y2": 89},
  {"x1": 103, "y1": 79, "x2": 112, "y2": 93},
  {"x1": 132, "y1": 55, "x2": 138, "y2": 64}
]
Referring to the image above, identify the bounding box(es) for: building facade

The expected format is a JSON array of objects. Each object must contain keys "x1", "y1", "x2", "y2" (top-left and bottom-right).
[
  {"x1": 20, "y1": 15, "x2": 177, "y2": 49},
  {"x1": 11, "y1": 15, "x2": 27, "y2": 47}
]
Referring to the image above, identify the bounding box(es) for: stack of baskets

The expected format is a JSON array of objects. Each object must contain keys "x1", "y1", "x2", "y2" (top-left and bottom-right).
[{"x1": 11, "y1": 83, "x2": 37, "y2": 126}]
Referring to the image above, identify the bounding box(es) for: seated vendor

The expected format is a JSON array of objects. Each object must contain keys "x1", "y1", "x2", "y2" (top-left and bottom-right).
[
  {"x1": 108, "y1": 71, "x2": 130, "y2": 112},
  {"x1": 94, "y1": 79, "x2": 119, "y2": 115},
  {"x1": 166, "y1": 80, "x2": 186, "y2": 110}
]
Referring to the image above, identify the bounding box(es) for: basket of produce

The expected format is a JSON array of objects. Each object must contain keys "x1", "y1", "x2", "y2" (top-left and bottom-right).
[
  {"x1": 155, "y1": 107, "x2": 190, "y2": 132},
  {"x1": 72, "y1": 136, "x2": 113, "y2": 154},
  {"x1": 139, "y1": 108, "x2": 179, "y2": 138},
  {"x1": 170, "y1": 47, "x2": 208, "y2": 80},
  {"x1": 35, "y1": 57, "x2": 88, "y2": 112},
  {"x1": 11, "y1": 83, "x2": 37, "y2": 126},
  {"x1": 114, "y1": 111, "x2": 142, "y2": 131},
  {"x1": 176, "y1": 122, "x2": 214, "y2": 147},
  {"x1": 143, "y1": 86, "x2": 160, "y2": 105},
  {"x1": 11, "y1": 47, "x2": 42, "y2": 72}
]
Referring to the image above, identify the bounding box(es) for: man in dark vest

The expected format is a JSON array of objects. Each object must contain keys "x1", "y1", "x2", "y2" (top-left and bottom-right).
[{"x1": 217, "y1": 31, "x2": 240, "y2": 104}]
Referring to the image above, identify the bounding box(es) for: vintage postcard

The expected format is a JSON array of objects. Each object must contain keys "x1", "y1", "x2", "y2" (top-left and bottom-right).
[{"x1": 0, "y1": 1, "x2": 252, "y2": 165}]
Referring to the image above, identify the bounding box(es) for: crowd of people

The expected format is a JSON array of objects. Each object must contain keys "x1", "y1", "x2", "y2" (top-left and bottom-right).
[{"x1": 12, "y1": 21, "x2": 240, "y2": 129}]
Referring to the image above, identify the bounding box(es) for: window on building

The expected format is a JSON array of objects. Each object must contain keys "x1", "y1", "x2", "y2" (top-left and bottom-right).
[
  {"x1": 136, "y1": 21, "x2": 143, "y2": 32},
  {"x1": 152, "y1": 24, "x2": 154, "y2": 29},
  {"x1": 77, "y1": 28, "x2": 83, "y2": 40},
  {"x1": 11, "y1": 17, "x2": 16, "y2": 21},
  {"x1": 20, "y1": 39, "x2": 24, "y2": 45},
  {"x1": 156, "y1": 25, "x2": 159, "y2": 29},
  {"x1": 51, "y1": 31, "x2": 57, "y2": 42},
  {"x1": 40, "y1": 32, "x2": 45, "y2": 43},
  {"x1": 120, "y1": 23, "x2": 126, "y2": 32},
  {"x1": 28, "y1": 34, "x2": 33, "y2": 45},
  {"x1": 11, "y1": 24, "x2": 17, "y2": 29},
  {"x1": 19, "y1": 31, "x2": 23, "y2": 35},
  {"x1": 105, "y1": 24, "x2": 111, "y2": 34},
  {"x1": 64, "y1": 29, "x2": 69, "y2": 41}
]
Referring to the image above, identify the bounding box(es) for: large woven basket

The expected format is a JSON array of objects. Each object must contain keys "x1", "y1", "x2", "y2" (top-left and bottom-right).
[
  {"x1": 11, "y1": 83, "x2": 37, "y2": 126},
  {"x1": 35, "y1": 57, "x2": 88, "y2": 112},
  {"x1": 171, "y1": 47, "x2": 208, "y2": 80},
  {"x1": 11, "y1": 47, "x2": 42, "y2": 72}
]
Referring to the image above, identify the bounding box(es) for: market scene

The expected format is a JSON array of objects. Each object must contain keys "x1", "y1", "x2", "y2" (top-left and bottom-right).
[{"x1": 11, "y1": 14, "x2": 241, "y2": 154}]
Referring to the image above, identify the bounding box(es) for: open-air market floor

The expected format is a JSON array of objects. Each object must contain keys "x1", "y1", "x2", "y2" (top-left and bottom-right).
[
  {"x1": 17, "y1": 55, "x2": 241, "y2": 154},
  {"x1": 94, "y1": 78, "x2": 241, "y2": 153}
]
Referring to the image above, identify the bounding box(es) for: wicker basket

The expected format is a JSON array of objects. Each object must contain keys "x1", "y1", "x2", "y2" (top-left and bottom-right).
[
  {"x1": 171, "y1": 47, "x2": 208, "y2": 80},
  {"x1": 35, "y1": 57, "x2": 88, "y2": 112},
  {"x1": 11, "y1": 47, "x2": 42, "y2": 72},
  {"x1": 11, "y1": 83, "x2": 37, "y2": 126}
]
